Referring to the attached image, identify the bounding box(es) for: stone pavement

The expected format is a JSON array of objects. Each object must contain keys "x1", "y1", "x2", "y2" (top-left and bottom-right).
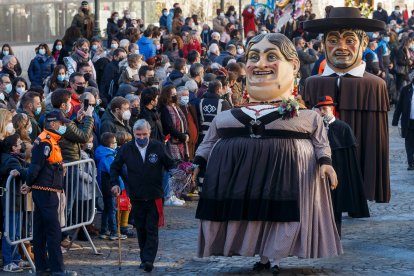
[{"x1": 22, "y1": 110, "x2": 414, "y2": 275}]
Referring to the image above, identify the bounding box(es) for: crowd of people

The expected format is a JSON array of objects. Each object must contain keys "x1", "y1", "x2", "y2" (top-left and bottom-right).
[{"x1": 0, "y1": 0, "x2": 413, "y2": 274}]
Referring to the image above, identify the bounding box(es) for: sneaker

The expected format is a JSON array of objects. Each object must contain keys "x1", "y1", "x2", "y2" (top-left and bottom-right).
[
  {"x1": 170, "y1": 195, "x2": 185, "y2": 205},
  {"x1": 17, "y1": 260, "x2": 31, "y2": 269},
  {"x1": 164, "y1": 197, "x2": 184, "y2": 206},
  {"x1": 60, "y1": 238, "x2": 82, "y2": 250},
  {"x1": 3, "y1": 262, "x2": 23, "y2": 272},
  {"x1": 99, "y1": 232, "x2": 110, "y2": 240},
  {"x1": 109, "y1": 233, "x2": 127, "y2": 241}
]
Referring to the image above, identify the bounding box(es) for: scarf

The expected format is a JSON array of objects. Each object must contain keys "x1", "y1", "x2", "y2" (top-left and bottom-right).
[
  {"x1": 166, "y1": 105, "x2": 188, "y2": 160},
  {"x1": 36, "y1": 54, "x2": 48, "y2": 63},
  {"x1": 72, "y1": 48, "x2": 90, "y2": 64}
]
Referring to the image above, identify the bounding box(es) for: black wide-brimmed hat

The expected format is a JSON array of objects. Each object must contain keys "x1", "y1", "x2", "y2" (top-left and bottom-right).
[{"x1": 302, "y1": 7, "x2": 386, "y2": 33}]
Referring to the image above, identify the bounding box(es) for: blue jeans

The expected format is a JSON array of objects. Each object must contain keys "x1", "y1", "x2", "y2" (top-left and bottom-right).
[
  {"x1": 2, "y1": 212, "x2": 22, "y2": 265},
  {"x1": 162, "y1": 171, "x2": 171, "y2": 199},
  {"x1": 100, "y1": 196, "x2": 116, "y2": 234}
]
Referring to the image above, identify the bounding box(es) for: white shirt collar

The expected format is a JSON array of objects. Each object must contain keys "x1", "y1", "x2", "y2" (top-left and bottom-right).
[{"x1": 321, "y1": 61, "x2": 366, "y2": 77}]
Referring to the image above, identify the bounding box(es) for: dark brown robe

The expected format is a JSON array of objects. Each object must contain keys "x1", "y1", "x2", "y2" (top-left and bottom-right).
[{"x1": 302, "y1": 72, "x2": 390, "y2": 203}]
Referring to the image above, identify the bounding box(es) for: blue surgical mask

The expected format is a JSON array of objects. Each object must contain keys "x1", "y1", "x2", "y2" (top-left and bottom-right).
[
  {"x1": 410, "y1": 45, "x2": 414, "y2": 51},
  {"x1": 56, "y1": 125, "x2": 67, "y2": 135},
  {"x1": 56, "y1": 45, "x2": 62, "y2": 51},
  {"x1": 16, "y1": 87, "x2": 26, "y2": 95},
  {"x1": 34, "y1": 106, "x2": 42, "y2": 115},
  {"x1": 180, "y1": 96, "x2": 189, "y2": 105},
  {"x1": 91, "y1": 45, "x2": 98, "y2": 51},
  {"x1": 57, "y1": 74, "x2": 65, "y2": 82},
  {"x1": 383, "y1": 37, "x2": 390, "y2": 43},
  {"x1": 28, "y1": 127, "x2": 33, "y2": 135},
  {"x1": 5, "y1": 83, "x2": 12, "y2": 94},
  {"x1": 111, "y1": 43, "x2": 118, "y2": 49},
  {"x1": 39, "y1": 49, "x2": 46, "y2": 55},
  {"x1": 135, "y1": 137, "x2": 149, "y2": 147},
  {"x1": 2, "y1": 50, "x2": 9, "y2": 56}
]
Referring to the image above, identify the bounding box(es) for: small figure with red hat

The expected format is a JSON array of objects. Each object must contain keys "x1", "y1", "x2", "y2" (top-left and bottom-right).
[{"x1": 314, "y1": 96, "x2": 370, "y2": 237}]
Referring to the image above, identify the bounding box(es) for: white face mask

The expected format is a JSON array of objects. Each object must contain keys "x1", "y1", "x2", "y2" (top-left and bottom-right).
[
  {"x1": 122, "y1": 110, "x2": 131, "y2": 120},
  {"x1": 220, "y1": 12, "x2": 225, "y2": 18},
  {"x1": 237, "y1": 48, "x2": 244, "y2": 55},
  {"x1": 247, "y1": 8, "x2": 252, "y2": 13},
  {"x1": 65, "y1": 102, "x2": 72, "y2": 114},
  {"x1": 28, "y1": 126, "x2": 33, "y2": 135},
  {"x1": 86, "y1": 143, "x2": 94, "y2": 150},
  {"x1": 0, "y1": 92, "x2": 5, "y2": 101},
  {"x1": 16, "y1": 87, "x2": 26, "y2": 95},
  {"x1": 6, "y1": 122, "x2": 14, "y2": 134}
]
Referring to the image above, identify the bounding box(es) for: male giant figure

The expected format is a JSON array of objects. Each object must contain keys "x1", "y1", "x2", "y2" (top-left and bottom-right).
[{"x1": 302, "y1": 7, "x2": 390, "y2": 202}]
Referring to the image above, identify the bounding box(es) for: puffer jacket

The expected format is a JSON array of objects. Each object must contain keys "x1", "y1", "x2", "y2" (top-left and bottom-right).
[
  {"x1": 53, "y1": 108, "x2": 95, "y2": 162},
  {"x1": 28, "y1": 54, "x2": 56, "y2": 86}
]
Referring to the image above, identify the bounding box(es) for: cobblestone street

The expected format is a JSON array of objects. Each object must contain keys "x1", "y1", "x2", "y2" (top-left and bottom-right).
[{"x1": 21, "y1": 110, "x2": 414, "y2": 275}]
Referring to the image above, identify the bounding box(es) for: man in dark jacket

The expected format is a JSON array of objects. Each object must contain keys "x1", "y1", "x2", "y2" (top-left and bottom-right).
[
  {"x1": 110, "y1": 119, "x2": 175, "y2": 273},
  {"x1": 392, "y1": 82, "x2": 414, "y2": 170},
  {"x1": 139, "y1": 87, "x2": 164, "y2": 142},
  {"x1": 100, "y1": 96, "x2": 132, "y2": 135},
  {"x1": 213, "y1": 44, "x2": 236, "y2": 66},
  {"x1": 293, "y1": 37, "x2": 318, "y2": 86},
  {"x1": 165, "y1": 58, "x2": 186, "y2": 87},
  {"x1": 159, "y1": 8, "x2": 168, "y2": 28},
  {"x1": 18, "y1": 91, "x2": 42, "y2": 142},
  {"x1": 100, "y1": 48, "x2": 127, "y2": 102},
  {"x1": 373, "y1": 2, "x2": 388, "y2": 23}
]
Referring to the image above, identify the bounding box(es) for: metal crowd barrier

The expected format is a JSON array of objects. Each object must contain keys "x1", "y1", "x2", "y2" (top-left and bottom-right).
[{"x1": 2, "y1": 159, "x2": 101, "y2": 272}]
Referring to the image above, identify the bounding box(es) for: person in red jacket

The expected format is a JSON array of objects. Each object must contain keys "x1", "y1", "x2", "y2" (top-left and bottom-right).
[
  {"x1": 182, "y1": 31, "x2": 201, "y2": 59},
  {"x1": 242, "y1": 5, "x2": 256, "y2": 37}
]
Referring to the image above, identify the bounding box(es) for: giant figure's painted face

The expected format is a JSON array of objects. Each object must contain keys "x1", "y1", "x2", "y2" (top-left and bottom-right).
[
  {"x1": 324, "y1": 29, "x2": 368, "y2": 71},
  {"x1": 246, "y1": 38, "x2": 299, "y2": 102}
]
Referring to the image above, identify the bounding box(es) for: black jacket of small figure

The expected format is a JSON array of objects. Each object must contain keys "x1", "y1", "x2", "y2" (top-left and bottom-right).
[
  {"x1": 110, "y1": 140, "x2": 175, "y2": 200},
  {"x1": 392, "y1": 83, "x2": 414, "y2": 138}
]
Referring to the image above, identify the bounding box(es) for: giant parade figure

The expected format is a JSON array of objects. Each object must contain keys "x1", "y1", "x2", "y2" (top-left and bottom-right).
[
  {"x1": 193, "y1": 33, "x2": 342, "y2": 274},
  {"x1": 302, "y1": 7, "x2": 390, "y2": 203}
]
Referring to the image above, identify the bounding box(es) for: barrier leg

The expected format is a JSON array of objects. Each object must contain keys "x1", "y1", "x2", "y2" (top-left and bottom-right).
[
  {"x1": 82, "y1": 225, "x2": 102, "y2": 255},
  {"x1": 20, "y1": 241, "x2": 36, "y2": 272}
]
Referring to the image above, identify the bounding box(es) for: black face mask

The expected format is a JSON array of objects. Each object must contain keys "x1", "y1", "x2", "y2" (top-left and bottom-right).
[
  {"x1": 82, "y1": 8, "x2": 89, "y2": 14},
  {"x1": 237, "y1": 76, "x2": 246, "y2": 83},
  {"x1": 146, "y1": 77, "x2": 155, "y2": 86},
  {"x1": 20, "y1": 143, "x2": 27, "y2": 154},
  {"x1": 83, "y1": 73, "x2": 92, "y2": 82},
  {"x1": 76, "y1": 86, "x2": 85, "y2": 94},
  {"x1": 139, "y1": 24, "x2": 144, "y2": 28},
  {"x1": 131, "y1": 107, "x2": 139, "y2": 117},
  {"x1": 171, "y1": 95, "x2": 178, "y2": 103},
  {"x1": 172, "y1": 43, "x2": 178, "y2": 48}
]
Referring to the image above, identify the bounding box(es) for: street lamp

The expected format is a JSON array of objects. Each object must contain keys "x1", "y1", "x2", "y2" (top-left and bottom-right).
[{"x1": 94, "y1": 0, "x2": 101, "y2": 37}]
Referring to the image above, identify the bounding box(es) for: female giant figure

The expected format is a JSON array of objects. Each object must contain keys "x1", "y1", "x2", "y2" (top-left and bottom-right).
[{"x1": 193, "y1": 33, "x2": 342, "y2": 273}]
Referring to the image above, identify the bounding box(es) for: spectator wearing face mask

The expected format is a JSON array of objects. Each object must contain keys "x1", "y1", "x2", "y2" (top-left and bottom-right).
[
  {"x1": 388, "y1": 6, "x2": 404, "y2": 24},
  {"x1": 9, "y1": 77, "x2": 28, "y2": 111},
  {"x1": 1, "y1": 55, "x2": 19, "y2": 82},
  {"x1": 101, "y1": 96, "x2": 132, "y2": 135},
  {"x1": 71, "y1": 0, "x2": 94, "y2": 40},
  {"x1": 64, "y1": 38, "x2": 96, "y2": 80},
  {"x1": 0, "y1": 44, "x2": 22, "y2": 77},
  {"x1": 44, "y1": 65, "x2": 70, "y2": 98},
  {"x1": 0, "y1": 74, "x2": 12, "y2": 108},
  {"x1": 78, "y1": 62, "x2": 98, "y2": 89},
  {"x1": 51, "y1": 39, "x2": 65, "y2": 65},
  {"x1": 242, "y1": 5, "x2": 256, "y2": 37},
  {"x1": 17, "y1": 91, "x2": 42, "y2": 142},
  {"x1": 373, "y1": 2, "x2": 389, "y2": 24},
  {"x1": 165, "y1": 58, "x2": 187, "y2": 87},
  {"x1": 213, "y1": 9, "x2": 228, "y2": 33},
  {"x1": 160, "y1": 8, "x2": 169, "y2": 28},
  {"x1": 177, "y1": 86, "x2": 198, "y2": 160},
  {"x1": 225, "y1": 6, "x2": 239, "y2": 26},
  {"x1": 28, "y1": 44, "x2": 56, "y2": 87},
  {"x1": 100, "y1": 48, "x2": 127, "y2": 102}
]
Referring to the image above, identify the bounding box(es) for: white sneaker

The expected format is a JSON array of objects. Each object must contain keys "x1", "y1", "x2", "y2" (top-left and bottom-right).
[
  {"x1": 3, "y1": 262, "x2": 23, "y2": 272},
  {"x1": 164, "y1": 197, "x2": 184, "y2": 206},
  {"x1": 171, "y1": 196, "x2": 185, "y2": 205}
]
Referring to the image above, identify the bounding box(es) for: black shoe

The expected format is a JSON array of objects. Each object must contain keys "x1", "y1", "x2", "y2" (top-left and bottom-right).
[
  {"x1": 252, "y1": 261, "x2": 271, "y2": 271},
  {"x1": 272, "y1": 265, "x2": 280, "y2": 275},
  {"x1": 139, "y1": 263, "x2": 145, "y2": 269},
  {"x1": 143, "y1": 262, "x2": 154, "y2": 272},
  {"x1": 407, "y1": 166, "x2": 414, "y2": 171},
  {"x1": 36, "y1": 272, "x2": 51, "y2": 276}
]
